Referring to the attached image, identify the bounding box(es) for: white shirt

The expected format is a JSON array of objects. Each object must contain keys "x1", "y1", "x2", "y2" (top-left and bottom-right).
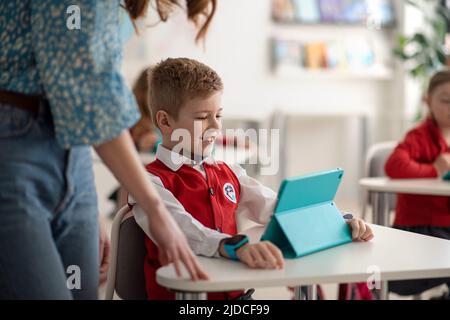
[{"x1": 130, "y1": 145, "x2": 278, "y2": 258}]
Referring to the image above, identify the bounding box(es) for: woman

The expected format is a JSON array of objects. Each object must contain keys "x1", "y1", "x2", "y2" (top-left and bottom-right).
[{"x1": 0, "y1": 0, "x2": 215, "y2": 299}]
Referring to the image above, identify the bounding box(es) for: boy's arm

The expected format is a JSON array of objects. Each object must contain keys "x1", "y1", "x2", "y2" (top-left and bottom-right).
[
  {"x1": 228, "y1": 164, "x2": 278, "y2": 225},
  {"x1": 384, "y1": 133, "x2": 438, "y2": 179},
  {"x1": 130, "y1": 174, "x2": 230, "y2": 258}
]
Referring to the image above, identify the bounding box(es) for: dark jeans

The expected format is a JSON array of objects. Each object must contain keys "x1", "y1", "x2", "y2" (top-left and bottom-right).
[
  {"x1": 389, "y1": 225, "x2": 450, "y2": 296},
  {"x1": 0, "y1": 101, "x2": 99, "y2": 299}
]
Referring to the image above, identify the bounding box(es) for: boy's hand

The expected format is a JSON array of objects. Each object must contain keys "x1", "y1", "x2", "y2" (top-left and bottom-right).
[
  {"x1": 433, "y1": 153, "x2": 450, "y2": 177},
  {"x1": 347, "y1": 218, "x2": 374, "y2": 242},
  {"x1": 236, "y1": 241, "x2": 285, "y2": 269}
]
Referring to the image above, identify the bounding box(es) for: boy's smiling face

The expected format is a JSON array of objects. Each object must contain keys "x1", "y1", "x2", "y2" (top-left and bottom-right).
[{"x1": 157, "y1": 91, "x2": 223, "y2": 158}]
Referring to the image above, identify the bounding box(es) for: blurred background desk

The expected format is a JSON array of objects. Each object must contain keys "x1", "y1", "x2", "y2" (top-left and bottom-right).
[{"x1": 359, "y1": 177, "x2": 450, "y2": 226}]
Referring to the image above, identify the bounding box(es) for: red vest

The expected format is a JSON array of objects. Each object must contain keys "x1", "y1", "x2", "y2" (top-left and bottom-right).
[{"x1": 144, "y1": 159, "x2": 243, "y2": 300}]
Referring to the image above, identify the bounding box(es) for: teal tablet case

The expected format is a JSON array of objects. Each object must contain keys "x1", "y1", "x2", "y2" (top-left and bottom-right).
[
  {"x1": 443, "y1": 171, "x2": 450, "y2": 180},
  {"x1": 261, "y1": 168, "x2": 352, "y2": 258}
]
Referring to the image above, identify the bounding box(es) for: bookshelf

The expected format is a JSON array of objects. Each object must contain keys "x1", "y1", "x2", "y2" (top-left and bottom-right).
[
  {"x1": 264, "y1": 0, "x2": 402, "y2": 200},
  {"x1": 269, "y1": 0, "x2": 396, "y2": 81},
  {"x1": 272, "y1": 0, "x2": 395, "y2": 26}
]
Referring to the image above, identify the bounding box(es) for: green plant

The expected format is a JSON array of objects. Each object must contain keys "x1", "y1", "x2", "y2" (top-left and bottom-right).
[{"x1": 393, "y1": 0, "x2": 450, "y2": 120}]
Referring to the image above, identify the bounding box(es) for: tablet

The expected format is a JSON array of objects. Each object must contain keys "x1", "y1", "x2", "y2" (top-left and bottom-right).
[
  {"x1": 274, "y1": 168, "x2": 344, "y2": 213},
  {"x1": 443, "y1": 171, "x2": 450, "y2": 181},
  {"x1": 261, "y1": 168, "x2": 352, "y2": 258}
]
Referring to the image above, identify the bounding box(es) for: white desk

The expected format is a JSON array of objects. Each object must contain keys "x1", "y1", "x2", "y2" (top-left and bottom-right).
[
  {"x1": 360, "y1": 177, "x2": 450, "y2": 196},
  {"x1": 157, "y1": 224, "x2": 450, "y2": 300},
  {"x1": 359, "y1": 177, "x2": 450, "y2": 226}
]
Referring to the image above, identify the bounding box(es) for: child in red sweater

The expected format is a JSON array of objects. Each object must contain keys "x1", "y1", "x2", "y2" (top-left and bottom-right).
[{"x1": 385, "y1": 70, "x2": 450, "y2": 298}]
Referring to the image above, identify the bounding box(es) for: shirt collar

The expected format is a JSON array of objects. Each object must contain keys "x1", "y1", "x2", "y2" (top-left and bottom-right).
[{"x1": 155, "y1": 144, "x2": 218, "y2": 172}]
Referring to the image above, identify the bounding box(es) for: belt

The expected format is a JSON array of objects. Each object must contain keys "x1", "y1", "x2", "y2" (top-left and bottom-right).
[{"x1": 0, "y1": 89, "x2": 43, "y2": 116}]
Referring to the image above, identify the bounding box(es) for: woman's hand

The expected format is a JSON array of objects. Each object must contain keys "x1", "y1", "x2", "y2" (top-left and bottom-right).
[
  {"x1": 347, "y1": 218, "x2": 374, "y2": 242},
  {"x1": 149, "y1": 203, "x2": 210, "y2": 280},
  {"x1": 98, "y1": 215, "x2": 110, "y2": 285},
  {"x1": 229, "y1": 241, "x2": 284, "y2": 269}
]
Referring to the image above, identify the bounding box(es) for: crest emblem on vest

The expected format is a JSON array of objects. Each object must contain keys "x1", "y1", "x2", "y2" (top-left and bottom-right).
[{"x1": 223, "y1": 183, "x2": 237, "y2": 204}]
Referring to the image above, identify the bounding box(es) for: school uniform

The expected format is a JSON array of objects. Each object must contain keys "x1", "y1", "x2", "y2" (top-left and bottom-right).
[
  {"x1": 131, "y1": 145, "x2": 277, "y2": 300},
  {"x1": 385, "y1": 117, "x2": 450, "y2": 296}
]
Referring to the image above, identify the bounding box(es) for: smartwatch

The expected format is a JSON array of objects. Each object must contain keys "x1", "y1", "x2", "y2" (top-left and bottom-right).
[
  {"x1": 222, "y1": 234, "x2": 249, "y2": 260},
  {"x1": 342, "y1": 212, "x2": 354, "y2": 220}
]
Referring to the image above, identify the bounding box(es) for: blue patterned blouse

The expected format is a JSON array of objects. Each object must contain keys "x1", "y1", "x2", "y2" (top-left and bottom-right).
[{"x1": 0, "y1": 0, "x2": 140, "y2": 147}]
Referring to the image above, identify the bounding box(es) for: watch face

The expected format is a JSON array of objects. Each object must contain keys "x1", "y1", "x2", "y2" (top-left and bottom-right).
[{"x1": 226, "y1": 235, "x2": 247, "y2": 245}]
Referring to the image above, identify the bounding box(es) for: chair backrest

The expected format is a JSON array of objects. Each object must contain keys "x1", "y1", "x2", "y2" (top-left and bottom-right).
[
  {"x1": 364, "y1": 141, "x2": 398, "y2": 212},
  {"x1": 365, "y1": 141, "x2": 398, "y2": 179},
  {"x1": 105, "y1": 205, "x2": 147, "y2": 300}
]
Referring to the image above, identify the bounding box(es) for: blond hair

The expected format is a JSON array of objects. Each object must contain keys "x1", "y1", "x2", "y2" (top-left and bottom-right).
[{"x1": 147, "y1": 58, "x2": 223, "y2": 126}]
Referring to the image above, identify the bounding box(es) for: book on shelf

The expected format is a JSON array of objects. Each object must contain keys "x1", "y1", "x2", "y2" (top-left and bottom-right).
[
  {"x1": 272, "y1": 39, "x2": 304, "y2": 69},
  {"x1": 292, "y1": 0, "x2": 321, "y2": 23},
  {"x1": 344, "y1": 37, "x2": 375, "y2": 69},
  {"x1": 341, "y1": 0, "x2": 367, "y2": 24},
  {"x1": 272, "y1": 37, "x2": 377, "y2": 72},
  {"x1": 326, "y1": 41, "x2": 347, "y2": 69},
  {"x1": 271, "y1": 0, "x2": 395, "y2": 26},
  {"x1": 272, "y1": 0, "x2": 296, "y2": 22},
  {"x1": 366, "y1": 0, "x2": 395, "y2": 27},
  {"x1": 318, "y1": 0, "x2": 344, "y2": 23},
  {"x1": 305, "y1": 42, "x2": 328, "y2": 69}
]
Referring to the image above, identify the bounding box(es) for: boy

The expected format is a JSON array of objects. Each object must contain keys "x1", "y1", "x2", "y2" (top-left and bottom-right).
[{"x1": 131, "y1": 58, "x2": 374, "y2": 300}]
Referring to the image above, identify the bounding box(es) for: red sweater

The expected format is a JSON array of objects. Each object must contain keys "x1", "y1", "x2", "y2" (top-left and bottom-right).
[
  {"x1": 144, "y1": 159, "x2": 244, "y2": 300},
  {"x1": 384, "y1": 117, "x2": 450, "y2": 227}
]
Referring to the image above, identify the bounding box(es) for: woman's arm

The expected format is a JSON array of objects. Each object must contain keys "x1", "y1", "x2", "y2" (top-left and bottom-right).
[
  {"x1": 95, "y1": 131, "x2": 208, "y2": 280},
  {"x1": 132, "y1": 177, "x2": 230, "y2": 258}
]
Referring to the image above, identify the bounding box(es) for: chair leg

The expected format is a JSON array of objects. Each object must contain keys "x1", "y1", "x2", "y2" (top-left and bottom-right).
[
  {"x1": 175, "y1": 292, "x2": 207, "y2": 300},
  {"x1": 361, "y1": 191, "x2": 370, "y2": 221},
  {"x1": 379, "y1": 281, "x2": 389, "y2": 300},
  {"x1": 371, "y1": 192, "x2": 379, "y2": 225}
]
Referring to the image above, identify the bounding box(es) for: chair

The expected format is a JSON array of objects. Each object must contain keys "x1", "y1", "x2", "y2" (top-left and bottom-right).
[
  {"x1": 363, "y1": 141, "x2": 428, "y2": 300},
  {"x1": 361, "y1": 141, "x2": 398, "y2": 224},
  {"x1": 339, "y1": 141, "x2": 398, "y2": 301},
  {"x1": 105, "y1": 205, "x2": 147, "y2": 300}
]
